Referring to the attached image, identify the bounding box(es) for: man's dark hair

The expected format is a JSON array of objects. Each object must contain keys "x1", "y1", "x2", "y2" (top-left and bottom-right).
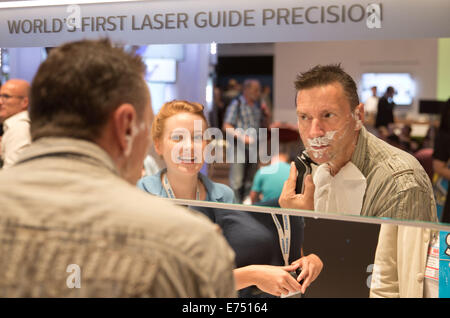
[
  {"x1": 294, "y1": 64, "x2": 360, "y2": 110},
  {"x1": 386, "y1": 86, "x2": 395, "y2": 94},
  {"x1": 30, "y1": 39, "x2": 147, "y2": 141}
]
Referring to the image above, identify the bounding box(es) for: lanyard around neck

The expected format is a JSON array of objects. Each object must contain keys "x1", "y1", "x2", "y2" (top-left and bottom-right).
[
  {"x1": 271, "y1": 213, "x2": 291, "y2": 266},
  {"x1": 162, "y1": 172, "x2": 200, "y2": 200}
]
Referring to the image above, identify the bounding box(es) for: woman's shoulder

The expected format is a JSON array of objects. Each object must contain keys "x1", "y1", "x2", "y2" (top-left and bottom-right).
[
  {"x1": 200, "y1": 174, "x2": 235, "y2": 203},
  {"x1": 213, "y1": 182, "x2": 235, "y2": 203},
  {"x1": 137, "y1": 170, "x2": 164, "y2": 195}
]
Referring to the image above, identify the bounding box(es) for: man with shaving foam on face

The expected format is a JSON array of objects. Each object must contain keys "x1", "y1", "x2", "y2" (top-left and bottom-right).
[{"x1": 279, "y1": 64, "x2": 438, "y2": 297}]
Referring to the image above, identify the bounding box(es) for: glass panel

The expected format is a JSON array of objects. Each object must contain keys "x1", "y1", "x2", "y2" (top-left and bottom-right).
[
  {"x1": 1, "y1": 2, "x2": 449, "y2": 225},
  {"x1": 171, "y1": 202, "x2": 449, "y2": 298},
  {"x1": 2, "y1": 0, "x2": 449, "y2": 299}
]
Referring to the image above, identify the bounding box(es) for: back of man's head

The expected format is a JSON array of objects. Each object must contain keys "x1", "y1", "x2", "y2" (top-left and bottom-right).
[
  {"x1": 30, "y1": 39, "x2": 147, "y2": 142},
  {"x1": 294, "y1": 64, "x2": 360, "y2": 111}
]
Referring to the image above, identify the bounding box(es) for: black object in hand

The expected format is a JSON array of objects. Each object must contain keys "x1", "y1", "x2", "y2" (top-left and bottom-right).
[
  {"x1": 289, "y1": 267, "x2": 304, "y2": 285},
  {"x1": 294, "y1": 152, "x2": 313, "y2": 194}
]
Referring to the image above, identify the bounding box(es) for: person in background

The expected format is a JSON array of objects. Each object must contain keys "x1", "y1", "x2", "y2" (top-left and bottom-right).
[
  {"x1": 364, "y1": 86, "x2": 378, "y2": 126},
  {"x1": 398, "y1": 124, "x2": 413, "y2": 153},
  {"x1": 208, "y1": 86, "x2": 226, "y2": 131},
  {"x1": 385, "y1": 133, "x2": 403, "y2": 150},
  {"x1": 250, "y1": 144, "x2": 291, "y2": 204},
  {"x1": 375, "y1": 86, "x2": 396, "y2": 130},
  {"x1": 222, "y1": 78, "x2": 241, "y2": 108},
  {"x1": 138, "y1": 100, "x2": 323, "y2": 298},
  {"x1": 0, "y1": 79, "x2": 31, "y2": 169},
  {"x1": 0, "y1": 39, "x2": 236, "y2": 297},
  {"x1": 261, "y1": 85, "x2": 273, "y2": 112},
  {"x1": 223, "y1": 79, "x2": 271, "y2": 203},
  {"x1": 432, "y1": 98, "x2": 450, "y2": 223}
]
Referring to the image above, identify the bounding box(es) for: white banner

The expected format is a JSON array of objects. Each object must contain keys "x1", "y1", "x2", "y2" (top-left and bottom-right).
[{"x1": 0, "y1": 0, "x2": 449, "y2": 47}]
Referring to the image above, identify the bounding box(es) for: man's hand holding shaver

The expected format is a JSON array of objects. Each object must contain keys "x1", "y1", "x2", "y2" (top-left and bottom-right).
[{"x1": 279, "y1": 162, "x2": 315, "y2": 210}]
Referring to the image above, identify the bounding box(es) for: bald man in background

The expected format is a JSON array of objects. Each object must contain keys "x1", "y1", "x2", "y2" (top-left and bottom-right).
[{"x1": 0, "y1": 79, "x2": 31, "y2": 169}]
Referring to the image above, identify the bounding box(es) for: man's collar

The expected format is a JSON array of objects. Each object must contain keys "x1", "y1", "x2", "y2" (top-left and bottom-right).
[
  {"x1": 3, "y1": 110, "x2": 29, "y2": 130},
  {"x1": 350, "y1": 126, "x2": 368, "y2": 173},
  {"x1": 16, "y1": 137, "x2": 119, "y2": 175}
]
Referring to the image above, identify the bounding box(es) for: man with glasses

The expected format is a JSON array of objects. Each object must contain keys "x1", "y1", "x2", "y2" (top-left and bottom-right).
[{"x1": 0, "y1": 79, "x2": 31, "y2": 169}]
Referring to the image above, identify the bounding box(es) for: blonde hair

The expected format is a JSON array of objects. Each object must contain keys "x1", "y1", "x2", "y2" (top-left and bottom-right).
[{"x1": 151, "y1": 100, "x2": 209, "y2": 143}]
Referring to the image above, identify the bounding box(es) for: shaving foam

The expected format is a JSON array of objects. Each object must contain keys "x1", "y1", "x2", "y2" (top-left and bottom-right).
[{"x1": 306, "y1": 130, "x2": 338, "y2": 159}]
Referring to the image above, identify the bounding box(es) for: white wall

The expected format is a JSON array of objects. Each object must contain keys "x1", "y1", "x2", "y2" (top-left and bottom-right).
[
  {"x1": 149, "y1": 43, "x2": 210, "y2": 114},
  {"x1": 174, "y1": 43, "x2": 210, "y2": 106},
  {"x1": 8, "y1": 47, "x2": 43, "y2": 83},
  {"x1": 6, "y1": 44, "x2": 211, "y2": 116},
  {"x1": 273, "y1": 39, "x2": 438, "y2": 124}
]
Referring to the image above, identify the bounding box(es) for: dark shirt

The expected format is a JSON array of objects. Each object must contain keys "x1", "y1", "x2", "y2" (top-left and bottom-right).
[
  {"x1": 212, "y1": 199, "x2": 305, "y2": 298},
  {"x1": 139, "y1": 171, "x2": 305, "y2": 297},
  {"x1": 375, "y1": 96, "x2": 395, "y2": 128},
  {"x1": 433, "y1": 131, "x2": 450, "y2": 223}
]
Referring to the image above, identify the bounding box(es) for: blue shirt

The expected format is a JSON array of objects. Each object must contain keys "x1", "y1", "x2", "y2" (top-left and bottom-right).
[
  {"x1": 251, "y1": 162, "x2": 291, "y2": 202},
  {"x1": 137, "y1": 169, "x2": 235, "y2": 203},
  {"x1": 137, "y1": 169, "x2": 235, "y2": 222}
]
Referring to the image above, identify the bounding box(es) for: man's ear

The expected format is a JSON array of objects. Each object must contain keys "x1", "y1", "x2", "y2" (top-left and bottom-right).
[
  {"x1": 22, "y1": 96, "x2": 30, "y2": 111},
  {"x1": 354, "y1": 103, "x2": 365, "y2": 130},
  {"x1": 112, "y1": 104, "x2": 137, "y2": 154}
]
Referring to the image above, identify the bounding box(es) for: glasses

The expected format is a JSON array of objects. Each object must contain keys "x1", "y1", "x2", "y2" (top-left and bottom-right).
[{"x1": 0, "y1": 94, "x2": 25, "y2": 102}]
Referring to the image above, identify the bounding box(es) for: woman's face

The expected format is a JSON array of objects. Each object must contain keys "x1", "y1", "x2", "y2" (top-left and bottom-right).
[{"x1": 155, "y1": 112, "x2": 208, "y2": 176}]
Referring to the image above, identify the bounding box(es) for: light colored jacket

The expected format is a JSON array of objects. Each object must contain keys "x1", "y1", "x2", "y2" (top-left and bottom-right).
[
  {"x1": 0, "y1": 137, "x2": 236, "y2": 297},
  {"x1": 350, "y1": 127, "x2": 437, "y2": 298},
  {"x1": 370, "y1": 224, "x2": 438, "y2": 298}
]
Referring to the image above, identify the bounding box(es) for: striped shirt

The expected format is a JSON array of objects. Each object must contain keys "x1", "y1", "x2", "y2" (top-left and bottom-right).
[
  {"x1": 224, "y1": 95, "x2": 263, "y2": 132},
  {"x1": 351, "y1": 126, "x2": 437, "y2": 222},
  {"x1": 0, "y1": 137, "x2": 237, "y2": 297}
]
